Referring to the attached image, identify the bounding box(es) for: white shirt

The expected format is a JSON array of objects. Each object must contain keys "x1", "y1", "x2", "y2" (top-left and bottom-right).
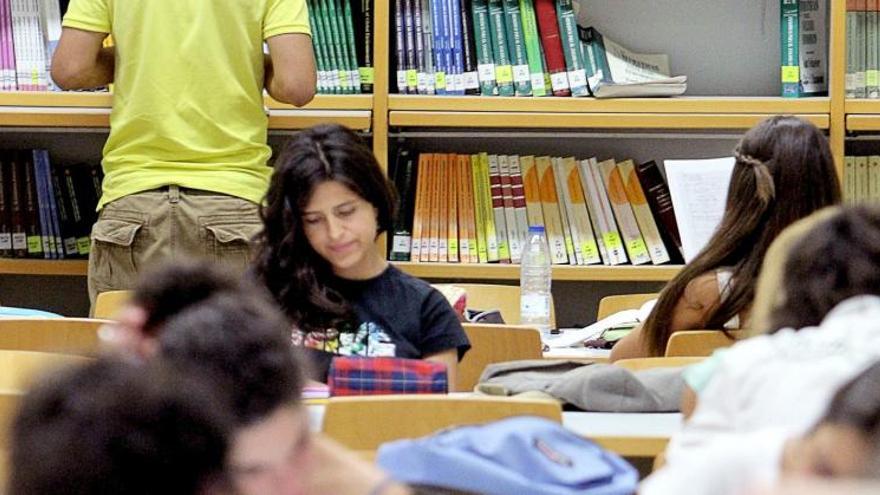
[{"x1": 645, "y1": 296, "x2": 880, "y2": 495}]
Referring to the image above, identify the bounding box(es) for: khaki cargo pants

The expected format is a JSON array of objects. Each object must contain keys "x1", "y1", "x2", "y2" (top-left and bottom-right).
[{"x1": 87, "y1": 186, "x2": 262, "y2": 305}]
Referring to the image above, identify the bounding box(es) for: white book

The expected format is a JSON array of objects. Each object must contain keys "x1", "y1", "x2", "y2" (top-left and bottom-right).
[
  {"x1": 535, "y1": 156, "x2": 569, "y2": 264},
  {"x1": 617, "y1": 160, "x2": 670, "y2": 265},
  {"x1": 577, "y1": 158, "x2": 609, "y2": 265},
  {"x1": 508, "y1": 155, "x2": 532, "y2": 260},
  {"x1": 664, "y1": 157, "x2": 736, "y2": 262},
  {"x1": 559, "y1": 156, "x2": 602, "y2": 265},
  {"x1": 545, "y1": 298, "x2": 657, "y2": 348},
  {"x1": 498, "y1": 155, "x2": 522, "y2": 263},
  {"x1": 580, "y1": 158, "x2": 626, "y2": 265},
  {"x1": 37, "y1": 0, "x2": 59, "y2": 90},
  {"x1": 487, "y1": 154, "x2": 510, "y2": 262},
  {"x1": 598, "y1": 160, "x2": 651, "y2": 265}
]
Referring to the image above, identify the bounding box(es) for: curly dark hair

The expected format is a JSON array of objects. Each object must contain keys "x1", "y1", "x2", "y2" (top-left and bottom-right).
[
  {"x1": 640, "y1": 116, "x2": 841, "y2": 355},
  {"x1": 252, "y1": 124, "x2": 398, "y2": 333},
  {"x1": 157, "y1": 289, "x2": 306, "y2": 425},
  {"x1": 9, "y1": 359, "x2": 233, "y2": 495},
  {"x1": 768, "y1": 205, "x2": 880, "y2": 332}
]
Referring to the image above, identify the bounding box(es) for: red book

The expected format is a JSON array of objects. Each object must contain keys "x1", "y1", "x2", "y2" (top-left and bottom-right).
[{"x1": 534, "y1": 0, "x2": 571, "y2": 97}]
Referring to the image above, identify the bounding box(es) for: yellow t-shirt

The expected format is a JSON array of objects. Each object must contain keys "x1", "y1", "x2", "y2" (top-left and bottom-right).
[{"x1": 62, "y1": 0, "x2": 311, "y2": 208}]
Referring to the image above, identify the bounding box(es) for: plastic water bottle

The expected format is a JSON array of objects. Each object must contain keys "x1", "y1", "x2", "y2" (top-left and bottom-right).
[{"x1": 520, "y1": 225, "x2": 552, "y2": 337}]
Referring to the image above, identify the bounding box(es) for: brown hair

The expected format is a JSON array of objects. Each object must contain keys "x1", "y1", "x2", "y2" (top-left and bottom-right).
[{"x1": 639, "y1": 116, "x2": 841, "y2": 355}]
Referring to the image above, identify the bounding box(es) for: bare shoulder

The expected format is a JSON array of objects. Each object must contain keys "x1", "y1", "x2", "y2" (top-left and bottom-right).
[{"x1": 669, "y1": 272, "x2": 722, "y2": 331}]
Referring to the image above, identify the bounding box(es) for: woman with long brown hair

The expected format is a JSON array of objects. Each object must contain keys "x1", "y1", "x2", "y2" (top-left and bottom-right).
[
  {"x1": 252, "y1": 124, "x2": 470, "y2": 386},
  {"x1": 610, "y1": 115, "x2": 841, "y2": 361}
]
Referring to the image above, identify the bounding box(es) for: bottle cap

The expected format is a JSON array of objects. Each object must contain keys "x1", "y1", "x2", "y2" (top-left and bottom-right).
[{"x1": 528, "y1": 225, "x2": 545, "y2": 233}]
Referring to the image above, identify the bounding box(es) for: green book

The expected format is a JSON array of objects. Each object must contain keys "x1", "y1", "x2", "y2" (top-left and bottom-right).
[
  {"x1": 471, "y1": 0, "x2": 497, "y2": 95},
  {"x1": 326, "y1": 0, "x2": 354, "y2": 93},
  {"x1": 555, "y1": 0, "x2": 588, "y2": 96},
  {"x1": 487, "y1": 0, "x2": 515, "y2": 96},
  {"x1": 519, "y1": 0, "x2": 546, "y2": 96},
  {"x1": 501, "y1": 0, "x2": 532, "y2": 96},
  {"x1": 780, "y1": 0, "x2": 799, "y2": 97},
  {"x1": 316, "y1": 0, "x2": 342, "y2": 93},
  {"x1": 341, "y1": 0, "x2": 363, "y2": 93},
  {"x1": 307, "y1": 4, "x2": 330, "y2": 94},
  {"x1": 867, "y1": 3, "x2": 878, "y2": 97},
  {"x1": 321, "y1": 0, "x2": 350, "y2": 93}
]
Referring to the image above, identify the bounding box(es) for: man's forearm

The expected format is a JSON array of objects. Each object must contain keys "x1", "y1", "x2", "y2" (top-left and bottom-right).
[{"x1": 52, "y1": 46, "x2": 115, "y2": 90}]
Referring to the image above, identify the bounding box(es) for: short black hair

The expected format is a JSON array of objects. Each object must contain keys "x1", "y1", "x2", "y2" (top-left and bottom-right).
[
  {"x1": 131, "y1": 257, "x2": 240, "y2": 335},
  {"x1": 823, "y1": 360, "x2": 880, "y2": 446},
  {"x1": 9, "y1": 359, "x2": 233, "y2": 495},
  {"x1": 157, "y1": 289, "x2": 305, "y2": 425}
]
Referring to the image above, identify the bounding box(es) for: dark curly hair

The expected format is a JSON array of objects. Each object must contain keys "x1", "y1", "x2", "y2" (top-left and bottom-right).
[
  {"x1": 768, "y1": 205, "x2": 880, "y2": 332},
  {"x1": 9, "y1": 359, "x2": 233, "y2": 495},
  {"x1": 640, "y1": 116, "x2": 840, "y2": 355},
  {"x1": 157, "y1": 289, "x2": 306, "y2": 425},
  {"x1": 253, "y1": 124, "x2": 398, "y2": 333}
]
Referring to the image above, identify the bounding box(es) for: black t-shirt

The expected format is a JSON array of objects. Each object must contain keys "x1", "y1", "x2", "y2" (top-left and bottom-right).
[{"x1": 293, "y1": 265, "x2": 471, "y2": 381}]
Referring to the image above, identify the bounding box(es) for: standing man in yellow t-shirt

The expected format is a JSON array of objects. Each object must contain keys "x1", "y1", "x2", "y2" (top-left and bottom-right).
[{"x1": 50, "y1": 0, "x2": 316, "y2": 305}]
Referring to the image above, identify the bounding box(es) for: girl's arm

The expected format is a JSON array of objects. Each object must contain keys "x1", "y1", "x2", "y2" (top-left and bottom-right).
[{"x1": 424, "y1": 349, "x2": 460, "y2": 392}]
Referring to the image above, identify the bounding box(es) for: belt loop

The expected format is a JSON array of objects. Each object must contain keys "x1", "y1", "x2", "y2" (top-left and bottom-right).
[{"x1": 168, "y1": 185, "x2": 180, "y2": 204}]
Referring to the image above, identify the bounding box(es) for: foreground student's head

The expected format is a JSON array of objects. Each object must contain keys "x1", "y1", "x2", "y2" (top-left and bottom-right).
[
  {"x1": 784, "y1": 360, "x2": 880, "y2": 478},
  {"x1": 9, "y1": 359, "x2": 233, "y2": 495},
  {"x1": 640, "y1": 116, "x2": 840, "y2": 355},
  {"x1": 254, "y1": 124, "x2": 397, "y2": 329},
  {"x1": 99, "y1": 257, "x2": 240, "y2": 359},
  {"x1": 761, "y1": 205, "x2": 880, "y2": 332},
  {"x1": 158, "y1": 291, "x2": 309, "y2": 495}
]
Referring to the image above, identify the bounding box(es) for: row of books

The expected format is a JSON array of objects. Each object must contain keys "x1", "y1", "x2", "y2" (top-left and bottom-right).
[
  {"x1": 844, "y1": 155, "x2": 880, "y2": 202},
  {"x1": 0, "y1": 150, "x2": 100, "y2": 259},
  {"x1": 392, "y1": 0, "x2": 686, "y2": 98},
  {"x1": 309, "y1": 0, "x2": 373, "y2": 94},
  {"x1": 388, "y1": 150, "x2": 685, "y2": 266},
  {"x1": 845, "y1": 0, "x2": 880, "y2": 98},
  {"x1": 0, "y1": 0, "x2": 66, "y2": 91}
]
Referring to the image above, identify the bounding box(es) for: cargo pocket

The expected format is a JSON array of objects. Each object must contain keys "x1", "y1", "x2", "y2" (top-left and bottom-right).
[
  {"x1": 201, "y1": 216, "x2": 262, "y2": 273},
  {"x1": 90, "y1": 215, "x2": 145, "y2": 293}
]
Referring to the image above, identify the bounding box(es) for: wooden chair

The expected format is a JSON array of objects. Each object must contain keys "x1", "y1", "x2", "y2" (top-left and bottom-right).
[
  {"x1": 0, "y1": 319, "x2": 108, "y2": 357},
  {"x1": 439, "y1": 283, "x2": 556, "y2": 327},
  {"x1": 664, "y1": 330, "x2": 746, "y2": 357},
  {"x1": 92, "y1": 290, "x2": 132, "y2": 319},
  {"x1": 596, "y1": 293, "x2": 658, "y2": 320},
  {"x1": 615, "y1": 357, "x2": 705, "y2": 372},
  {"x1": 457, "y1": 323, "x2": 544, "y2": 392},
  {"x1": 0, "y1": 350, "x2": 93, "y2": 390},
  {"x1": 0, "y1": 390, "x2": 24, "y2": 489},
  {"x1": 321, "y1": 395, "x2": 562, "y2": 452}
]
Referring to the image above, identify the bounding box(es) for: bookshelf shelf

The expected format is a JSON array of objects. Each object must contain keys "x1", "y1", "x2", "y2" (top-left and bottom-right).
[
  {"x1": 394, "y1": 262, "x2": 682, "y2": 282},
  {"x1": 0, "y1": 92, "x2": 373, "y2": 130},
  {"x1": 388, "y1": 95, "x2": 831, "y2": 115},
  {"x1": 0, "y1": 259, "x2": 88, "y2": 276},
  {"x1": 389, "y1": 110, "x2": 830, "y2": 130},
  {"x1": 844, "y1": 99, "x2": 880, "y2": 131}
]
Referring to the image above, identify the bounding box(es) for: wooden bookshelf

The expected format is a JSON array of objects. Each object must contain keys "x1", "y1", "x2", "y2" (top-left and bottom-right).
[
  {"x1": 845, "y1": 99, "x2": 880, "y2": 131},
  {"x1": 0, "y1": 259, "x2": 88, "y2": 276},
  {"x1": 394, "y1": 262, "x2": 682, "y2": 282}
]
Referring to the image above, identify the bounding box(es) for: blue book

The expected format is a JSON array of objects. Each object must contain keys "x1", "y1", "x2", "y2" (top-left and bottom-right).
[
  {"x1": 40, "y1": 151, "x2": 63, "y2": 259},
  {"x1": 431, "y1": 0, "x2": 448, "y2": 94},
  {"x1": 450, "y1": 0, "x2": 465, "y2": 94},
  {"x1": 31, "y1": 150, "x2": 52, "y2": 259}
]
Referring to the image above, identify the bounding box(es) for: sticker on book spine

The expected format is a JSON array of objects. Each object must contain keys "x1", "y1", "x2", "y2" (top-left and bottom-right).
[
  {"x1": 478, "y1": 64, "x2": 496, "y2": 82},
  {"x1": 495, "y1": 65, "x2": 514, "y2": 84},
  {"x1": 550, "y1": 72, "x2": 570, "y2": 91},
  {"x1": 513, "y1": 64, "x2": 530, "y2": 83},
  {"x1": 358, "y1": 67, "x2": 375, "y2": 84}
]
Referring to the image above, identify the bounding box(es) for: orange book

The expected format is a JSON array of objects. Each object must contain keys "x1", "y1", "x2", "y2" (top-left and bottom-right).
[
  {"x1": 446, "y1": 153, "x2": 459, "y2": 262},
  {"x1": 423, "y1": 153, "x2": 437, "y2": 262},
  {"x1": 463, "y1": 155, "x2": 479, "y2": 263},
  {"x1": 535, "y1": 156, "x2": 569, "y2": 264},
  {"x1": 410, "y1": 153, "x2": 431, "y2": 262},
  {"x1": 520, "y1": 156, "x2": 545, "y2": 230},
  {"x1": 437, "y1": 154, "x2": 449, "y2": 262}
]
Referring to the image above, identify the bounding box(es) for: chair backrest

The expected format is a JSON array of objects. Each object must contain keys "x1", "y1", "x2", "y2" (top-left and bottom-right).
[
  {"x1": 614, "y1": 357, "x2": 705, "y2": 372},
  {"x1": 0, "y1": 319, "x2": 107, "y2": 357},
  {"x1": 92, "y1": 290, "x2": 132, "y2": 319},
  {"x1": 458, "y1": 323, "x2": 544, "y2": 392},
  {"x1": 664, "y1": 330, "x2": 746, "y2": 357},
  {"x1": 596, "y1": 293, "x2": 658, "y2": 320},
  {"x1": 441, "y1": 283, "x2": 556, "y2": 327},
  {"x1": 0, "y1": 350, "x2": 93, "y2": 391},
  {"x1": 321, "y1": 395, "x2": 562, "y2": 452}
]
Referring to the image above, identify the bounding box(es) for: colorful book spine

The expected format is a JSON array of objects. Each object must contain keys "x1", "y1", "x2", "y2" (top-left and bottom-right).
[
  {"x1": 550, "y1": 157, "x2": 577, "y2": 264},
  {"x1": 508, "y1": 155, "x2": 531, "y2": 263},
  {"x1": 420, "y1": 0, "x2": 436, "y2": 94},
  {"x1": 340, "y1": 0, "x2": 363, "y2": 92},
  {"x1": 455, "y1": 155, "x2": 472, "y2": 262},
  {"x1": 519, "y1": 155, "x2": 545, "y2": 230},
  {"x1": 781, "y1": 0, "x2": 800, "y2": 97},
  {"x1": 535, "y1": 156, "x2": 568, "y2": 264},
  {"x1": 554, "y1": 0, "x2": 588, "y2": 96},
  {"x1": 447, "y1": 154, "x2": 460, "y2": 261},
  {"x1": 501, "y1": 0, "x2": 532, "y2": 96},
  {"x1": 634, "y1": 160, "x2": 684, "y2": 263},
  {"x1": 580, "y1": 158, "x2": 627, "y2": 265},
  {"x1": 437, "y1": 153, "x2": 449, "y2": 260},
  {"x1": 616, "y1": 160, "x2": 670, "y2": 265},
  {"x1": 598, "y1": 160, "x2": 651, "y2": 265},
  {"x1": 560, "y1": 156, "x2": 602, "y2": 265},
  {"x1": 459, "y1": 0, "x2": 481, "y2": 94},
  {"x1": 498, "y1": 155, "x2": 522, "y2": 262},
  {"x1": 470, "y1": 154, "x2": 489, "y2": 263},
  {"x1": 487, "y1": 0, "x2": 515, "y2": 96},
  {"x1": 471, "y1": 0, "x2": 498, "y2": 95},
  {"x1": 519, "y1": 0, "x2": 547, "y2": 96},
  {"x1": 431, "y1": 0, "x2": 448, "y2": 94},
  {"x1": 534, "y1": 0, "x2": 569, "y2": 96},
  {"x1": 487, "y1": 154, "x2": 510, "y2": 262}
]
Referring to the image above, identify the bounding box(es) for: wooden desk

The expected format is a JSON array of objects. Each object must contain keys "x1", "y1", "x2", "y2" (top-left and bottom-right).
[
  {"x1": 543, "y1": 347, "x2": 611, "y2": 363},
  {"x1": 307, "y1": 400, "x2": 680, "y2": 458}
]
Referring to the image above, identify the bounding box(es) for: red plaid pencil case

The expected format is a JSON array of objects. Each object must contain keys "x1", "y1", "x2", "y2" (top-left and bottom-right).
[{"x1": 327, "y1": 356, "x2": 449, "y2": 396}]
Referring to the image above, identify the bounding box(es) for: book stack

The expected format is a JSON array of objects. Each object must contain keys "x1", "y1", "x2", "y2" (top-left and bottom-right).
[
  {"x1": 392, "y1": 0, "x2": 685, "y2": 98},
  {"x1": 0, "y1": 150, "x2": 101, "y2": 259},
  {"x1": 388, "y1": 149, "x2": 684, "y2": 266},
  {"x1": 780, "y1": 0, "x2": 828, "y2": 98},
  {"x1": 309, "y1": 0, "x2": 374, "y2": 95},
  {"x1": 844, "y1": 155, "x2": 880, "y2": 202}
]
